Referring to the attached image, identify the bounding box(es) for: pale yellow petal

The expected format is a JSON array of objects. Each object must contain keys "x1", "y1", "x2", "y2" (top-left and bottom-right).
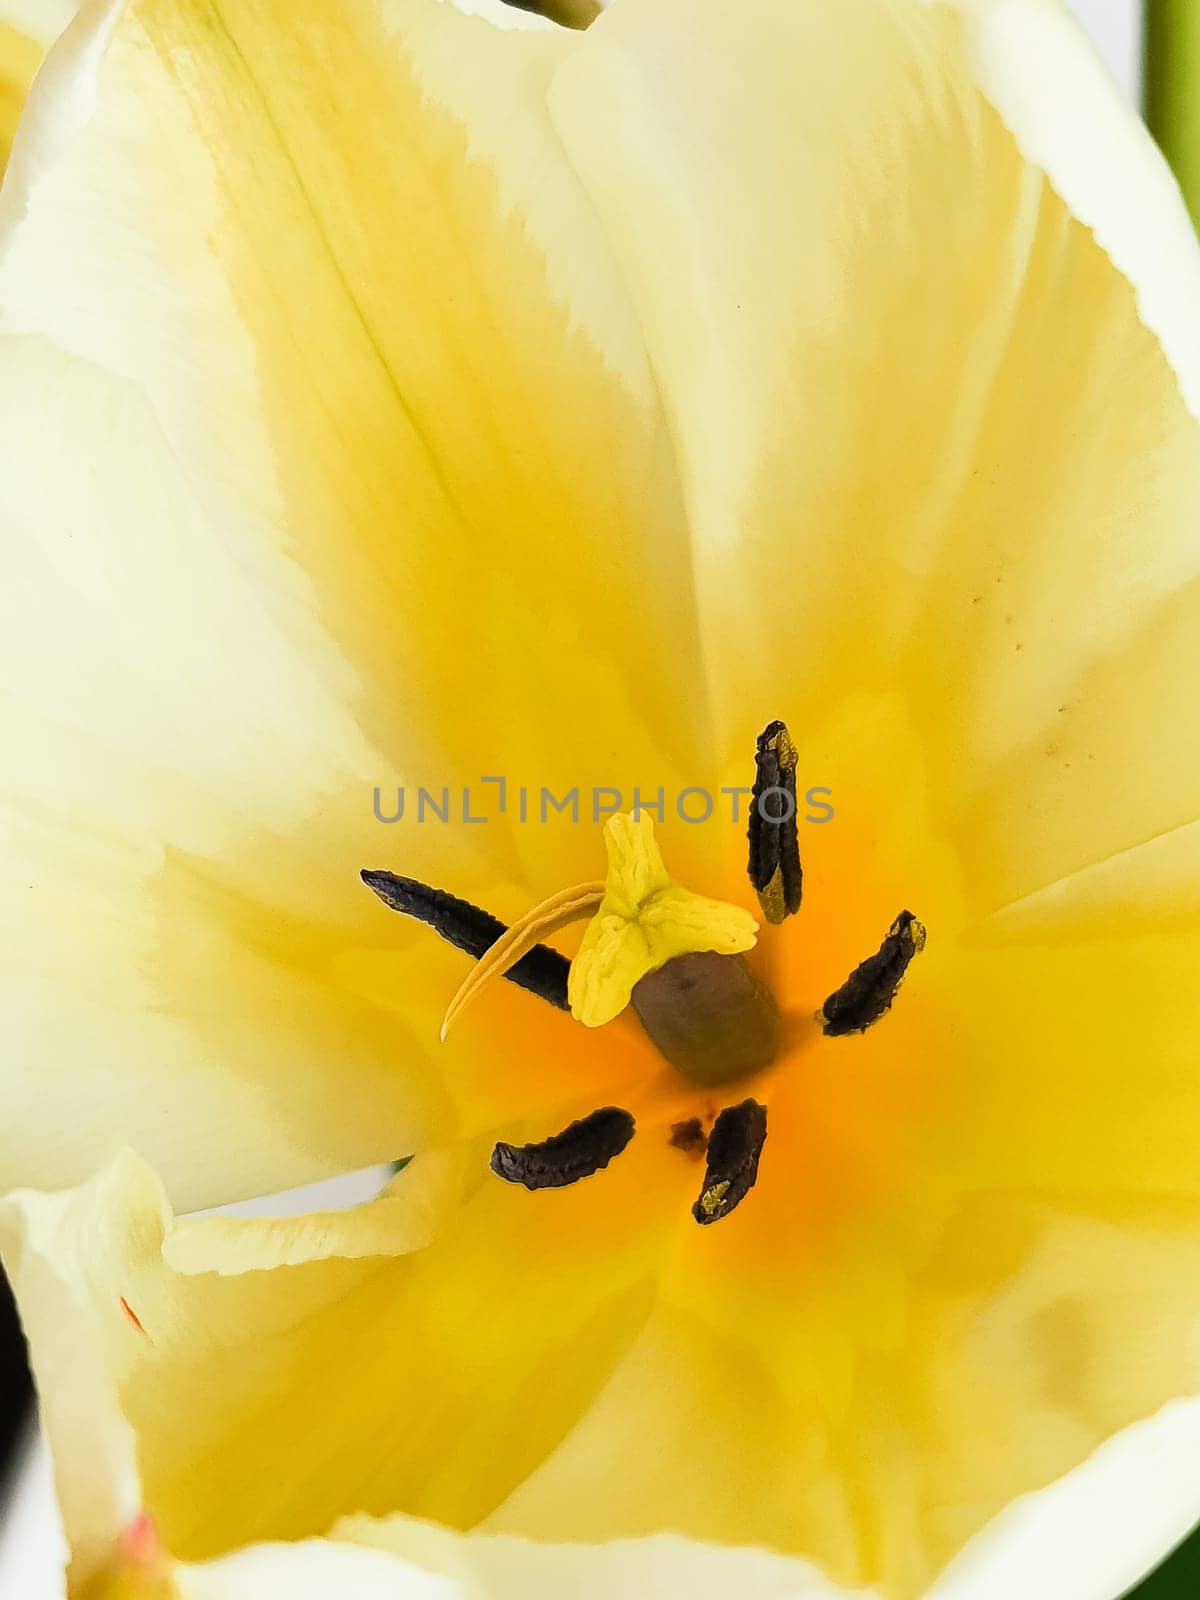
[
  {"x1": 486, "y1": 1197, "x2": 1200, "y2": 1598},
  {"x1": 12, "y1": 1002, "x2": 1200, "y2": 1600},
  {"x1": 0, "y1": 0, "x2": 707, "y2": 1207},
  {"x1": 548, "y1": 0, "x2": 1200, "y2": 921},
  {"x1": 0, "y1": 1148, "x2": 692, "y2": 1578},
  {"x1": 0, "y1": 0, "x2": 73, "y2": 49},
  {"x1": 0, "y1": 1154, "x2": 161, "y2": 1590},
  {"x1": 161, "y1": 1148, "x2": 469, "y2": 1275},
  {"x1": 7, "y1": 9, "x2": 1200, "y2": 1598},
  {"x1": 945, "y1": 0, "x2": 1200, "y2": 417},
  {"x1": 924, "y1": 847, "x2": 1200, "y2": 1201}
]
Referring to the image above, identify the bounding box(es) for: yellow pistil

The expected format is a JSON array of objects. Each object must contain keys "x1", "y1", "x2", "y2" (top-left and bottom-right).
[
  {"x1": 437, "y1": 813, "x2": 758, "y2": 1039},
  {"x1": 568, "y1": 812, "x2": 759, "y2": 1028}
]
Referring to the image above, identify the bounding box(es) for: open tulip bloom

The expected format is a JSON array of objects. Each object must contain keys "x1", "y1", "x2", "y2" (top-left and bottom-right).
[{"x1": 2, "y1": 0, "x2": 1200, "y2": 1595}]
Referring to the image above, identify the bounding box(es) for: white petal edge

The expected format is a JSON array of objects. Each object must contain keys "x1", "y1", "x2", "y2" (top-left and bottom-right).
[
  {"x1": 340, "y1": 1398, "x2": 1200, "y2": 1600},
  {"x1": 334, "y1": 1517, "x2": 877, "y2": 1599},
  {"x1": 178, "y1": 1540, "x2": 463, "y2": 1600},
  {"x1": 0, "y1": 0, "x2": 114, "y2": 238},
  {"x1": 940, "y1": 0, "x2": 1200, "y2": 422},
  {"x1": 273, "y1": 1403, "x2": 1200, "y2": 1600},
  {"x1": 926, "y1": 1394, "x2": 1200, "y2": 1600}
]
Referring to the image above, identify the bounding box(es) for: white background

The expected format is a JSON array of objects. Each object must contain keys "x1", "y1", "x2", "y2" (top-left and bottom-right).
[
  {"x1": 1076, "y1": 0, "x2": 1142, "y2": 102},
  {"x1": 0, "y1": 1, "x2": 1167, "y2": 1597}
]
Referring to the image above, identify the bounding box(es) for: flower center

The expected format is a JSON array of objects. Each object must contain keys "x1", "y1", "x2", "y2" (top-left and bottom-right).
[{"x1": 362, "y1": 719, "x2": 925, "y2": 1224}]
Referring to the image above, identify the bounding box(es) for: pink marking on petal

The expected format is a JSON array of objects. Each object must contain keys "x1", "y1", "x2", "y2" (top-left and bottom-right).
[{"x1": 120, "y1": 1511, "x2": 160, "y2": 1567}]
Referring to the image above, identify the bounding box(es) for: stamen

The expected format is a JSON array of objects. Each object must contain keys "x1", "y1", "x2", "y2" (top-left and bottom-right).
[
  {"x1": 693, "y1": 1098, "x2": 768, "y2": 1224},
  {"x1": 491, "y1": 1106, "x2": 636, "y2": 1190},
  {"x1": 820, "y1": 910, "x2": 926, "y2": 1036},
  {"x1": 361, "y1": 870, "x2": 570, "y2": 1010},
  {"x1": 440, "y1": 881, "x2": 603, "y2": 1040},
  {"x1": 748, "y1": 719, "x2": 802, "y2": 923}
]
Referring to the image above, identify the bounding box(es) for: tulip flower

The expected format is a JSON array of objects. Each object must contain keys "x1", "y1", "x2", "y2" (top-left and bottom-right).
[{"x1": 3, "y1": 0, "x2": 1200, "y2": 1596}]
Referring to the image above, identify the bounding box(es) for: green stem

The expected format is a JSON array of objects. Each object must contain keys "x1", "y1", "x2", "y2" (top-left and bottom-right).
[{"x1": 1144, "y1": 0, "x2": 1200, "y2": 228}]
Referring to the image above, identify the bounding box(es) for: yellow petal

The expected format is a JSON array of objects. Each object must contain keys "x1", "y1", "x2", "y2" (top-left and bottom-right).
[
  {"x1": 567, "y1": 814, "x2": 757, "y2": 1026},
  {"x1": 0, "y1": 1147, "x2": 690, "y2": 1579},
  {"x1": 548, "y1": 0, "x2": 1200, "y2": 924},
  {"x1": 0, "y1": 0, "x2": 708, "y2": 1209},
  {"x1": 925, "y1": 850, "x2": 1200, "y2": 1202},
  {"x1": 486, "y1": 1190, "x2": 1200, "y2": 1598},
  {"x1": 12, "y1": 1127, "x2": 1200, "y2": 1599},
  {"x1": 948, "y1": 0, "x2": 1200, "y2": 415},
  {"x1": 0, "y1": 1153, "x2": 157, "y2": 1590},
  {"x1": 161, "y1": 1148, "x2": 469, "y2": 1275},
  {"x1": 62, "y1": 1407, "x2": 1200, "y2": 1600},
  {"x1": 6, "y1": 6, "x2": 1200, "y2": 1595}
]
